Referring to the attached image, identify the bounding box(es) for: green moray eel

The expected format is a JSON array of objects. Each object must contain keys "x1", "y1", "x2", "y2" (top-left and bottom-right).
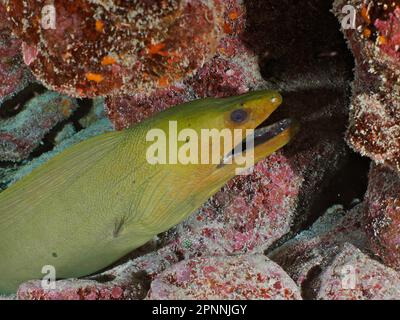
[{"x1": 0, "y1": 90, "x2": 298, "y2": 294}]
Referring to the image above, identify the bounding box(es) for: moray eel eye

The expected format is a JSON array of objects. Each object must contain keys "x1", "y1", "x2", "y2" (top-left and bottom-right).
[{"x1": 230, "y1": 109, "x2": 248, "y2": 123}]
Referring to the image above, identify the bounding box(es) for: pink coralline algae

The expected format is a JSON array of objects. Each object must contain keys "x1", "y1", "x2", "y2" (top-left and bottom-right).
[
  {"x1": 18, "y1": 280, "x2": 127, "y2": 301},
  {"x1": 317, "y1": 243, "x2": 400, "y2": 300},
  {"x1": 270, "y1": 205, "x2": 400, "y2": 300},
  {"x1": 4, "y1": 0, "x2": 221, "y2": 98},
  {"x1": 147, "y1": 255, "x2": 302, "y2": 300},
  {"x1": 269, "y1": 205, "x2": 368, "y2": 297},
  {"x1": 17, "y1": 243, "x2": 182, "y2": 300},
  {"x1": 0, "y1": 92, "x2": 78, "y2": 162},
  {"x1": 0, "y1": 3, "x2": 31, "y2": 103},
  {"x1": 364, "y1": 164, "x2": 400, "y2": 271},
  {"x1": 334, "y1": 0, "x2": 400, "y2": 172},
  {"x1": 106, "y1": 0, "x2": 263, "y2": 130}
]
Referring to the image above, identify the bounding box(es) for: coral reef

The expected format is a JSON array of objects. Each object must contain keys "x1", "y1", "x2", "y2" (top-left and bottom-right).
[
  {"x1": 105, "y1": 0, "x2": 262, "y2": 130},
  {"x1": 317, "y1": 243, "x2": 400, "y2": 300},
  {"x1": 4, "y1": 0, "x2": 221, "y2": 98},
  {"x1": 365, "y1": 164, "x2": 400, "y2": 270},
  {"x1": 17, "y1": 242, "x2": 179, "y2": 300},
  {"x1": 333, "y1": 0, "x2": 400, "y2": 172},
  {"x1": 4, "y1": 0, "x2": 396, "y2": 301},
  {"x1": 269, "y1": 205, "x2": 368, "y2": 296},
  {"x1": 0, "y1": 92, "x2": 78, "y2": 162},
  {"x1": 0, "y1": 2, "x2": 32, "y2": 103},
  {"x1": 17, "y1": 252, "x2": 303, "y2": 300},
  {"x1": 333, "y1": 0, "x2": 400, "y2": 283},
  {"x1": 271, "y1": 205, "x2": 400, "y2": 300},
  {"x1": 147, "y1": 255, "x2": 302, "y2": 300}
]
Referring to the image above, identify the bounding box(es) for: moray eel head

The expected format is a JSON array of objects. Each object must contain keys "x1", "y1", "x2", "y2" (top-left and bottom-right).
[
  {"x1": 137, "y1": 90, "x2": 299, "y2": 231},
  {"x1": 142, "y1": 90, "x2": 298, "y2": 178}
]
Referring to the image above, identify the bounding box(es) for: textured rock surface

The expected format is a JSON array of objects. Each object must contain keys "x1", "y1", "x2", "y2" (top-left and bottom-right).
[
  {"x1": 4, "y1": 0, "x2": 222, "y2": 98},
  {"x1": 269, "y1": 204, "x2": 368, "y2": 298},
  {"x1": 0, "y1": 92, "x2": 78, "y2": 162},
  {"x1": 365, "y1": 164, "x2": 400, "y2": 271},
  {"x1": 147, "y1": 255, "x2": 302, "y2": 300},
  {"x1": 105, "y1": 0, "x2": 263, "y2": 130},
  {"x1": 17, "y1": 243, "x2": 180, "y2": 300},
  {"x1": 317, "y1": 243, "x2": 400, "y2": 300},
  {"x1": 270, "y1": 205, "x2": 400, "y2": 300},
  {"x1": 0, "y1": 3, "x2": 31, "y2": 103},
  {"x1": 333, "y1": 0, "x2": 400, "y2": 172}
]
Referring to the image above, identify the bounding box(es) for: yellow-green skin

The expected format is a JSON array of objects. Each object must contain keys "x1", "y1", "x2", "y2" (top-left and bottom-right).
[{"x1": 0, "y1": 91, "x2": 297, "y2": 294}]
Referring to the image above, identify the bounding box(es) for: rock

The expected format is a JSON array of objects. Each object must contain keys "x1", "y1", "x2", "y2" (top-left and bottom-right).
[
  {"x1": 147, "y1": 255, "x2": 302, "y2": 300},
  {"x1": 4, "y1": 0, "x2": 221, "y2": 98},
  {"x1": 106, "y1": 87, "x2": 190, "y2": 130},
  {"x1": 17, "y1": 243, "x2": 181, "y2": 300},
  {"x1": 78, "y1": 98, "x2": 107, "y2": 129},
  {"x1": 333, "y1": 0, "x2": 400, "y2": 172},
  {"x1": 365, "y1": 164, "x2": 400, "y2": 270},
  {"x1": 317, "y1": 243, "x2": 400, "y2": 300},
  {"x1": 270, "y1": 204, "x2": 400, "y2": 300},
  {"x1": 269, "y1": 204, "x2": 368, "y2": 298},
  {"x1": 0, "y1": 91, "x2": 79, "y2": 162},
  {"x1": 54, "y1": 124, "x2": 76, "y2": 145},
  {"x1": 105, "y1": 0, "x2": 264, "y2": 130},
  {"x1": 0, "y1": 3, "x2": 32, "y2": 103}
]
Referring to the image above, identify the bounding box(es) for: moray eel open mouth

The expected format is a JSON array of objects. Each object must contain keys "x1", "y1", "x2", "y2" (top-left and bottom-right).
[
  {"x1": 220, "y1": 118, "x2": 298, "y2": 167},
  {"x1": 254, "y1": 118, "x2": 296, "y2": 145}
]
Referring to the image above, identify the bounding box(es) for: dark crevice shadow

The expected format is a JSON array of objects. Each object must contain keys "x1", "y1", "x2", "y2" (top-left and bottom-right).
[
  {"x1": 0, "y1": 83, "x2": 47, "y2": 119},
  {"x1": 243, "y1": 0, "x2": 370, "y2": 248},
  {"x1": 301, "y1": 265, "x2": 323, "y2": 300}
]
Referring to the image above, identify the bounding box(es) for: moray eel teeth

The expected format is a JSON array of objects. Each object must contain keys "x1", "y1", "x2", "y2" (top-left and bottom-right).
[
  {"x1": 0, "y1": 90, "x2": 298, "y2": 294},
  {"x1": 220, "y1": 118, "x2": 299, "y2": 167}
]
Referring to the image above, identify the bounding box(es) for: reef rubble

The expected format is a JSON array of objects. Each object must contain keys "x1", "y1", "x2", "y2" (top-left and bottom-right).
[
  {"x1": 333, "y1": 0, "x2": 400, "y2": 172},
  {"x1": 333, "y1": 0, "x2": 400, "y2": 282}
]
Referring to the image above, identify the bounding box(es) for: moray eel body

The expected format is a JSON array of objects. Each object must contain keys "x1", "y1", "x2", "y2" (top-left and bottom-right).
[{"x1": 0, "y1": 91, "x2": 298, "y2": 294}]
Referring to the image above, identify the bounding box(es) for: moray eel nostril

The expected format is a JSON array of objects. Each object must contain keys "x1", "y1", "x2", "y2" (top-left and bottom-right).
[{"x1": 0, "y1": 90, "x2": 298, "y2": 294}]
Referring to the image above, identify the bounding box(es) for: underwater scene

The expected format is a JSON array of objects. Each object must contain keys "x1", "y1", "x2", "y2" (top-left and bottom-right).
[{"x1": 0, "y1": 0, "x2": 400, "y2": 304}]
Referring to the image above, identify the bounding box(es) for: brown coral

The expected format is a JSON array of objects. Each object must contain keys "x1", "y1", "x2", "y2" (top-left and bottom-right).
[
  {"x1": 334, "y1": 0, "x2": 400, "y2": 172},
  {"x1": 4, "y1": 0, "x2": 221, "y2": 98},
  {"x1": 365, "y1": 164, "x2": 400, "y2": 270}
]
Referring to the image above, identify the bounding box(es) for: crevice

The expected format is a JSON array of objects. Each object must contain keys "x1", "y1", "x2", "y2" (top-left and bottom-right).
[
  {"x1": 0, "y1": 83, "x2": 47, "y2": 119},
  {"x1": 301, "y1": 265, "x2": 323, "y2": 300}
]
